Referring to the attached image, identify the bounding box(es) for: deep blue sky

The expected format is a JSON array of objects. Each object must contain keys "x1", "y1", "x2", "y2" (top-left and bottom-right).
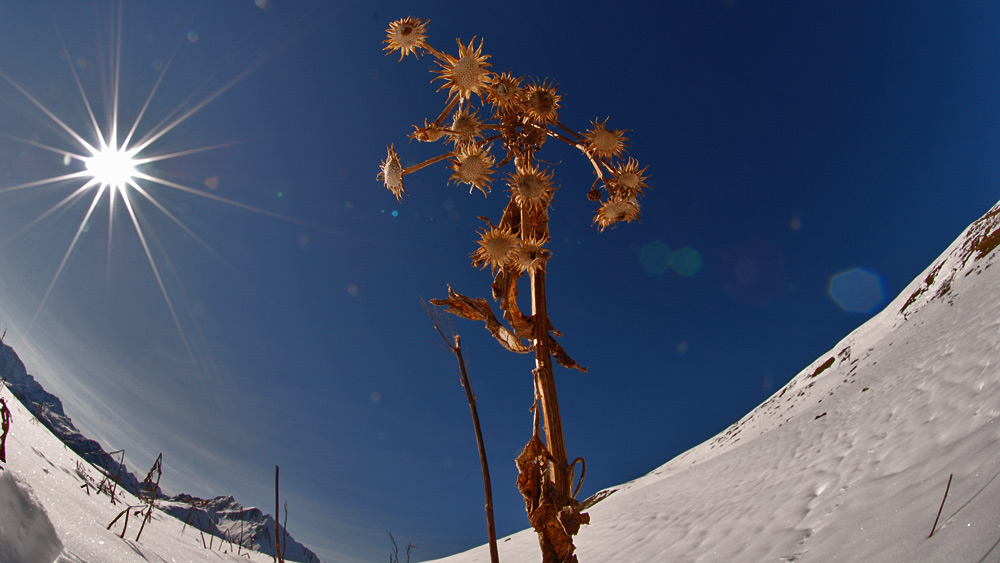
[{"x1": 0, "y1": 1, "x2": 997, "y2": 561}]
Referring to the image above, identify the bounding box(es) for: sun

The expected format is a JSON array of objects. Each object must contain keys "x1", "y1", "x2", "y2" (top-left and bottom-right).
[
  {"x1": 0, "y1": 2, "x2": 310, "y2": 362},
  {"x1": 85, "y1": 145, "x2": 140, "y2": 192}
]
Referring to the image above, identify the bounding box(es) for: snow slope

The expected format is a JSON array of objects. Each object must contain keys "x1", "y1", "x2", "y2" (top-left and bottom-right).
[
  {"x1": 0, "y1": 343, "x2": 322, "y2": 563},
  {"x1": 0, "y1": 386, "x2": 279, "y2": 563},
  {"x1": 431, "y1": 202, "x2": 1000, "y2": 562}
]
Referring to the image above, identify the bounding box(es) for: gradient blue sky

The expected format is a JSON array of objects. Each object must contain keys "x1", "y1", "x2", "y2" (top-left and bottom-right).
[{"x1": 0, "y1": 1, "x2": 998, "y2": 561}]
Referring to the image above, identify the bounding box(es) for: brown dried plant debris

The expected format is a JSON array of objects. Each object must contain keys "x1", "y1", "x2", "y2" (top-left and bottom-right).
[
  {"x1": 516, "y1": 432, "x2": 590, "y2": 563},
  {"x1": 430, "y1": 285, "x2": 531, "y2": 354},
  {"x1": 0, "y1": 396, "x2": 10, "y2": 465}
]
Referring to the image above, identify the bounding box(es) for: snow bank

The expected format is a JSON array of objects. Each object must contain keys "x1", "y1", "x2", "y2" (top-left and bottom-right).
[{"x1": 0, "y1": 471, "x2": 63, "y2": 563}]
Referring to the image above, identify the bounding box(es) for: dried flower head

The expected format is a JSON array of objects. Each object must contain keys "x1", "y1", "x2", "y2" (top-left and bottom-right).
[
  {"x1": 383, "y1": 17, "x2": 429, "y2": 61},
  {"x1": 410, "y1": 119, "x2": 448, "y2": 143},
  {"x1": 471, "y1": 225, "x2": 518, "y2": 273},
  {"x1": 585, "y1": 118, "x2": 629, "y2": 159},
  {"x1": 514, "y1": 236, "x2": 549, "y2": 275},
  {"x1": 378, "y1": 144, "x2": 405, "y2": 201},
  {"x1": 522, "y1": 80, "x2": 561, "y2": 124},
  {"x1": 449, "y1": 144, "x2": 495, "y2": 195},
  {"x1": 449, "y1": 107, "x2": 484, "y2": 146},
  {"x1": 435, "y1": 38, "x2": 493, "y2": 102},
  {"x1": 593, "y1": 196, "x2": 640, "y2": 231},
  {"x1": 507, "y1": 163, "x2": 555, "y2": 210},
  {"x1": 610, "y1": 157, "x2": 649, "y2": 198},
  {"x1": 487, "y1": 71, "x2": 522, "y2": 111}
]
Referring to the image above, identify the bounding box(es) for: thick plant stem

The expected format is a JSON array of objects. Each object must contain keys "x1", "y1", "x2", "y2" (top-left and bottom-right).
[
  {"x1": 453, "y1": 335, "x2": 500, "y2": 563},
  {"x1": 530, "y1": 268, "x2": 570, "y2": 499}
]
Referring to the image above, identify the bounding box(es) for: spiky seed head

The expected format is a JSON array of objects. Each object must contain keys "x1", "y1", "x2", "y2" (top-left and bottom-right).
[
  {"x1": 449, "y1": 144, "x2": 495, "y2": 195},
  {"x1": 610, "y1": 157, "x2": 649, "y2": 197},
  {"x1": 507, "y1": 164, "x2": 555, "y2": 210},
  {"x1": 410, "y1": 119, "x2": 448, "y2": 143},
  {"x1": 449, "y1": 107, "x2": 484, "y2": 146},
  {"x1": 383, "y1": 17, "x2": 429, "y2": 62},
  {"x1": 434, "y1": 38, "x2": 493, "y2": 102},
  {"x1": 487, "y1": 71, "x2": 522, "y2": 110},
  {"x1": 585, "y1": 117, "x2": 629, "y2": 159},
  {"x1": 514, "y1": 236, "x2": 549, "y2": 275},
  {"x1": 471, "y1": 226, "x2": 518, "y2": 273},
  {"x1": 593, "y1": 196, "x2": 640, "y2": 231},
  {"x1": 522, "y1": 80, "x2": 561, "y2": 124},
  {"x1": 378, "y1": 144, "x2": 406, "y2": 201}
]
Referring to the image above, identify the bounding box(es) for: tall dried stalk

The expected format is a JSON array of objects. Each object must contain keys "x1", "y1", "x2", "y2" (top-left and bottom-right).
[
  {"x1": 275, "y1": 465, "x2": 283, "y2": 563},
  {"x1": 0, "y1": 395, "x2": 10, "y2": 467},
  {"x1": 427, "y1": 303, "x2": 499, "y2": 563},
  {"x1": 380, "y1": 17, "x2": 648, "y2": 562}
]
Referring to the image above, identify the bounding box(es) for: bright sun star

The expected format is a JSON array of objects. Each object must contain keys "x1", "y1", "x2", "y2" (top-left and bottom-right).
[
  {"x1": 0, "y1": 2, "x2": 307, "y2": 363},
  {"x1": 85, "y1": 144, "x2": 140, "y2": 191}
]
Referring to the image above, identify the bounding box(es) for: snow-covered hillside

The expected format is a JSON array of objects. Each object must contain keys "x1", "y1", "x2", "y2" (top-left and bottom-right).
[
  {"x1": 0, "y1": 384, "x2": 283, "y2": 563},
  {"x1": 0, "y1": 345, "x2": 322, "y2": 563},
  {"x1": 432, "y1": 202, "x2": 1000, "y2": 562}
]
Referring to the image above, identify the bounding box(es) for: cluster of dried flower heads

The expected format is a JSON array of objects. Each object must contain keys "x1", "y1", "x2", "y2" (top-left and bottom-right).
[
  {"x1": 379, "y1": 16, "x2": 649, "y2": 563},
  {"x1": 379, "y1": 16, "x2": 649, "y2": 249}
]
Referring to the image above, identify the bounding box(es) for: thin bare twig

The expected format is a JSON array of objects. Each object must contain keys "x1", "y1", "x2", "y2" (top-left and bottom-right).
[
  {"x1": 929, "y1": 473, "x2": 953, "y2": 538},
  {"x1": 426, "y1": 302, "x2": 500, "y2": 563}
]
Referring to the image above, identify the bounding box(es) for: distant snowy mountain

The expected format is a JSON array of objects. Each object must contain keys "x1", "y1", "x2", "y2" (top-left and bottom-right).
[
  {"x1": 0, "y1": 343, "x2": 148, "y2": 497},
  {"x1": 159, "y1": 494, "x2": 322, "y2": 563},
  {"x1": 0, "y1": 343, "x2": 323, "y2": 563},
  {"x1": 430, "y1": 201, "x2": 1000, "y2": 562}
]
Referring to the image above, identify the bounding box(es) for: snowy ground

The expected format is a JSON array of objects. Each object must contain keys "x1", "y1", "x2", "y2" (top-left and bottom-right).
[
  {"x1": 0, "y1": 387, "x2": 278, "y2": 563},
  {"x1": 429, "y1": 203, "x2": 1000, "y2": 562}
]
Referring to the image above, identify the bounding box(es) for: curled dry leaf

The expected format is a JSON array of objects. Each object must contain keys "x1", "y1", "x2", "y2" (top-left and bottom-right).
[{"x1": 429, "y1": 285, "x2": 531, "y2": 354}]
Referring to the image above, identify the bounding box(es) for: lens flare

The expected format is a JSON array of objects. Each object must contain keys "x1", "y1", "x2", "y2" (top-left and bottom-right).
[{"x1": 828, "y1": 268, "x2": 885, "y2": 313}]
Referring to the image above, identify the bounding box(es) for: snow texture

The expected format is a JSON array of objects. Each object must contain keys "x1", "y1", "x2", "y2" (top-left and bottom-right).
[
  {"x1": 0, "y1": 472, "x2": 62, "y2": 563},
  {"x1": 429, "y1": 201, "x2": 1000, "y2": 562}
]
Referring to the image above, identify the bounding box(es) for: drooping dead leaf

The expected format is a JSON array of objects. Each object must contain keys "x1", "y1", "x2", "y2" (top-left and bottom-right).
[
  {"x1": 430, "y1": 285, "x2": 531, "y2": 354},
  {"x1": 516, "y1": 431, "x2": 589, "y2": 563}
]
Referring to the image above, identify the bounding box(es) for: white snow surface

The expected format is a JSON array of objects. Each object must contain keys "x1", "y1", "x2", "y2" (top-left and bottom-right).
[
  {"x1": 430, "y1": 203, "x2": 1000, "y2": 563},
  {"x1": 0, "y1": 388, "x2": 277, "y2": 563}
]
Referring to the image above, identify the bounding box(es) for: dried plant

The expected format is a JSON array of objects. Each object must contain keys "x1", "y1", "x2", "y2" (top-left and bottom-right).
[
  {"x1": 426, "y1": 302, "x2": 499, "y2": 563},
  {"x1": 96, "y1": 448, "x2": 126, "y2": 504},
  {"x1": 107, "y1": 453, "x2": 162, "y2": 541},
  {"x1": 0, "y1": 395, "x2": 10, "y2": 468},
  {"x1": 387, "y1": 532, "x2": 416, "y2": 563},
  {"x1": 380, "y1": 17, "x2": 649, "y2": 562}
]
